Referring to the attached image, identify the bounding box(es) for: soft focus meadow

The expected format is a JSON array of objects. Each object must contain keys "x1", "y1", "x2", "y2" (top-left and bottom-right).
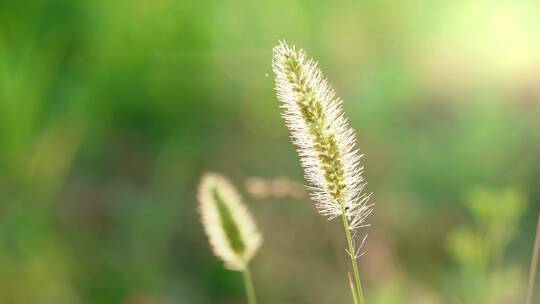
[{"x1": 1, "y1": 0, "x2": 540, "y2": 303}]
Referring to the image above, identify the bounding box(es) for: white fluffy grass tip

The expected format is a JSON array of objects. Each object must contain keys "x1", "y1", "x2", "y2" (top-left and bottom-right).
[
  {"x1": 272, "y1": 40, "x2": 373, "y2": 232},
  {"x1": 198, "y1": 172, "x2": 262, "y2": 271}
]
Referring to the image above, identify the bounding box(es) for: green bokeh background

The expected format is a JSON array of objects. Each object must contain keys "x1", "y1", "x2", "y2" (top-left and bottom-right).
[{"x1": 1, "y1": 0, "x2": 539, "y2": 303}]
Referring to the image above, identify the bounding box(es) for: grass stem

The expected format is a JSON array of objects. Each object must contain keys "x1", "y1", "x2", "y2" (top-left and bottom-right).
[
  {"x1": 348, "y1": 272, "x2": 359, "y2": 304},
  {"x1": 242, "y1": 265, "x2": 257, "y2": 304},
  {"x1": 341, "y1": 203, "x2": 365, "y2": 304},
  {"x1": 526, "y1": 213, "x2": 540, "y2": 304}
]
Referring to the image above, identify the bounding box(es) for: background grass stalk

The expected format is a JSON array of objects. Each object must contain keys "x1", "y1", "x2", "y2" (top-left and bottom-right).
[
  {"x1": 341, "y1": 203, "x2": 365, "y2": 304},
  {"x1": 348, "y1": 272, "x2": 359, "y2": 304},
  {"x1": 242, "y1": 266, "x2": 257, "y2": 304},
  {"x1": 526, "y1": 213, "x2": 540, "y2": 304},
  {"x1": 198, "y1": 173, "x2": 262, "y2": 304}
]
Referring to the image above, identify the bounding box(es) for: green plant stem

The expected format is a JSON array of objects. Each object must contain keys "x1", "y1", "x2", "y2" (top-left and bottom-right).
[
  {"x1": 340, "y1": 204, "x2": 365, "y2": 304},
  {"x1": 348, "y1": 272, "x2": 359, "y2": 304},
  {"x1": 242, "y1": 266, "x2": 257, "y2": 304},
  {"x1": 526, "y1": 213, "x2": 540, "y2": 304}
]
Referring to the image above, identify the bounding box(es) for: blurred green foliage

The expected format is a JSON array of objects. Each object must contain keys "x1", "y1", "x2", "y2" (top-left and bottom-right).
[
  {"x1": 447, "y1": 188, "x2": 527, "y2": 304},
  {"x1": 0, "y1": 0, "x2": 539, "y2": 303}
]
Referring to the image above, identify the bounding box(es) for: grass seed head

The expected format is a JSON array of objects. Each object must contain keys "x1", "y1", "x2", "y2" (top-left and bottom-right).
[
  {"x1": 198, "y1": 172, "x2": 262, "y2": 271},
  {"x1": 272, "y1": 40, "x2": 373, "y2": 231}
]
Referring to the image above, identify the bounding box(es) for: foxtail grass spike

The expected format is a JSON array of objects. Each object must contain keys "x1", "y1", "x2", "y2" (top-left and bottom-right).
[
  {"x1": 272, "y1": 40, "x2": 373, "y2": 232},
  {"x1": 198, "y1": 172, "x2": 262, "y2": 271},
  {"x1": 272, "y1": 40, "x2": 373, "y2": 304}
]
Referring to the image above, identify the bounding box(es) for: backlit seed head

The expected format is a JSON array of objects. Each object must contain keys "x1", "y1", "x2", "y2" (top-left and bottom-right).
[
  {"x1": 198, "y1": 172, "x2": 262, "y2": 271},
  {"x1": 272, "y1": 41, "x2": 373, "y2": 232}
]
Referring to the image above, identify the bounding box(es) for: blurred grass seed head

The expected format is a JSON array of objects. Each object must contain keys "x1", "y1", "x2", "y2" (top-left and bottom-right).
[{"x1": 198, "y1": 173, "x2": 262, "y2": 271}]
